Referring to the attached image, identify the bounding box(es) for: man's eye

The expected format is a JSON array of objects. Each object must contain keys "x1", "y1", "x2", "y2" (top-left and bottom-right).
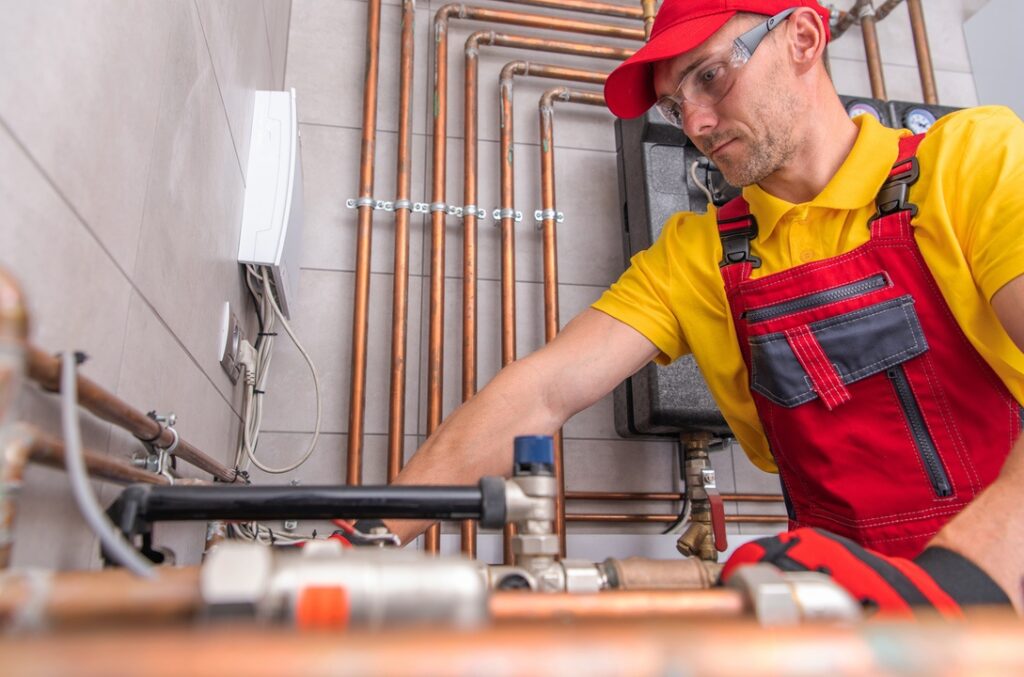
[{"x1": 699, "y1": 65, "x2": 723, "y2": 83}]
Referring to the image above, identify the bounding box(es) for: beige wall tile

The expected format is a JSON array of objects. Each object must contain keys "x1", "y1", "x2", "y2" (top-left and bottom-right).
[
  {"x1": 0, "y1": 1, "x2": 180, "y2": 273},
  {"x1": 264, "y1": 0, "x2": 293, "y2": 88},
  {"x1": 132, "y1": 3, "x2": 249, "y2": 411},
  {"x1": 298, "y1": 124, "x2": 427, "y2": 274},
  {"x1": 196, "y1": 0, "x2": 276, "y2": 181},
  {"x1": 260, "y1": 269, "x2": 424, "y2": 438},
  {"x1": 287, "y1": 0, "x2": 431, "y2": 135}
]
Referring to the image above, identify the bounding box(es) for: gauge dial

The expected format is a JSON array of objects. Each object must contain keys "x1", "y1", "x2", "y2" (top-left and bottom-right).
[
  {"x1": 904, "y1": 107, "x2": 938, "y2": 134},
  {"x1": 847, "y1": 101, "x2": 883, "y2": 122}
]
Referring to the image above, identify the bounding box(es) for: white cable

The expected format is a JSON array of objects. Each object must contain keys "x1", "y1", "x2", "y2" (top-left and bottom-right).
[
  {"x1": 60, "y1": 351, "x2": 156, "y2": 578},
  {"x1": 238, "y1": 267, "x2": 323, "y2": 474},
  {"x1": 690, "y1": 159, "x2": 716, "y2": 207}
]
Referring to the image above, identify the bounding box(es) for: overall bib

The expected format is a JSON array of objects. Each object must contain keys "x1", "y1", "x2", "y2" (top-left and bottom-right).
[{"x1": 716, "y1": 134, "x2": 1021, "y2": 557}]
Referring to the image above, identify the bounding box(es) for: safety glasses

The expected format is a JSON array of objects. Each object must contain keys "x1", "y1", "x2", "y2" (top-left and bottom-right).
[{"x1": 654, "y1": 7, "x2": 797, "y2": 129}]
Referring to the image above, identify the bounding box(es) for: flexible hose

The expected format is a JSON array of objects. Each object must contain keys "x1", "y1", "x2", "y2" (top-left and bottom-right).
[{"x1": 60, "y1": 351, "x2": 156, "y2": 578}]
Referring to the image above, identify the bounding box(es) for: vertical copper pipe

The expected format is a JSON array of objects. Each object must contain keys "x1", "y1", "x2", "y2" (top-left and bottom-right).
[
  {"x1": 387, "y1": 0, "x2": 416, "y2": 483},
  {"x1": 347, "y1": 0, "x2": 383, "y2": 487},
  {"x1": 538, "y1": 87, "x2": 606, "y2": 558},
  {"x1": 640, "y1": 0, "x2": 657, "y2": 40},
  {"x1": 460, "y1": 32, "x2": 483, "y2": 558},
  {"x1": 428, "y1": 4, "x2": 642, "y2": 555},
  {"x1": 859, "y1": 6, "x2": 887, "y2": 100},
  {"x1": 905, "y1": 0, "x2": 938, "y2": 105},
  {"x1": 25, "y1": 347, "x2": 238, "y2": 483}
]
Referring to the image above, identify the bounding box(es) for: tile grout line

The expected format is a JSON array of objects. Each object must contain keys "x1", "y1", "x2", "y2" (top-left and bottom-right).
[{"x1": 0, "y1": 114, "x2": 245, "y2": 429}]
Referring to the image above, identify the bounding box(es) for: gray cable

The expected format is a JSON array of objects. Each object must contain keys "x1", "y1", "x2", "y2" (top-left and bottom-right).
[{"x1": 60, "y1": 351, "x2": 156, "y2": 579}]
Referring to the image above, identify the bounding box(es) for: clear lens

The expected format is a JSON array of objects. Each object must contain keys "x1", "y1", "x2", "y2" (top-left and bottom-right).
[{"x1": 654, "y1": 44, "x2": 748, "y2": 129}]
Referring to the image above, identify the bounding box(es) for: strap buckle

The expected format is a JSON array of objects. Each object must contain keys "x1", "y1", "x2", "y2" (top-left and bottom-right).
[
  {"x1": 718, "y1": 215, "x2": 762, "y2": 269},
  {"x1": 873, "y1": 157, "x2": 920, "y2": 220}
]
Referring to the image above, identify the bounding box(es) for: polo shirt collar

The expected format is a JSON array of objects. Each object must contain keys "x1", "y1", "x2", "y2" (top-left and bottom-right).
[{"x1": 739, "y1": 114, "x2": 905, "y2": 243}]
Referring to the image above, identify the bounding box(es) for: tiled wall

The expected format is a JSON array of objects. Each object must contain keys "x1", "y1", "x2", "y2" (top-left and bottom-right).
[
  {"x1": 0, "y1": 1, "x2": 291, "y2": 569},
  {"x1": 272, "y1": 0, "x2": 988, "y2": 559}
]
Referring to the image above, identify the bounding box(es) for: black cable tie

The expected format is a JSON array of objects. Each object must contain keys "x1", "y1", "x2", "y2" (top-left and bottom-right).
[
  {"x1": 258, "y1": 331, "x2": 278, "y2": 337},
  {"x1": 253, "y1": 389, "x2": 266, "y2": 395}
]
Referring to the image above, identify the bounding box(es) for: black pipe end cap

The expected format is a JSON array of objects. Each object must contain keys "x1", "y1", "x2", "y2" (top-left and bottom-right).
[{"x1": 478, "y1": 476, "x2": 507, "y2": 530}]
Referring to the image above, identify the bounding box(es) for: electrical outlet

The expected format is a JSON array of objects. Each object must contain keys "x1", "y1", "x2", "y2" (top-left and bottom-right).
[{"x1": 219, "y1": 302, "x2": 244, "y2": 384}]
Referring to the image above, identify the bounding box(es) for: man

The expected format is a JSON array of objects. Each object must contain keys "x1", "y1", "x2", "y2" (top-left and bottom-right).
[{"x1": 387, "y1": 0, "x2": 1024, "y2": 612}]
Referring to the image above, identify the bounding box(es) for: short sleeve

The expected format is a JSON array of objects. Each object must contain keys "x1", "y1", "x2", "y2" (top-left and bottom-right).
[{"x1": 592, "y1": 219, "x2": 689, "y2": 365}]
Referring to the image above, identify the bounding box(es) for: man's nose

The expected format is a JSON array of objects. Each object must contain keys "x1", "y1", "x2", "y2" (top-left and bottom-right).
[{"x1": 681, "y1": 100, "x2": 718, "y2": 140}]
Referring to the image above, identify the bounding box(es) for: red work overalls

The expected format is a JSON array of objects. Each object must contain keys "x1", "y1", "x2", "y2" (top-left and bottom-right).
[{"x1": 717, "y1": 134, "x2": 1022, "y2": 557}]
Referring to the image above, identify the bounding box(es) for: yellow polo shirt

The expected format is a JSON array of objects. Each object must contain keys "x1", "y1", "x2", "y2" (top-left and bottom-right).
[{"x1": 593, "y1": 106, "x2": 1024, "y2": 472}]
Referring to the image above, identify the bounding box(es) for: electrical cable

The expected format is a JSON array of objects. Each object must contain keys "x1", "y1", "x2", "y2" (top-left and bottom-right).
[
  {"x1": 690, "y1": 159, "x2": 715, "y2": 207},
  {"x1": 60, "y1": 351, "x2": 156, "y2": 579},
  {"x1": 235, "y1": 265, "x2": 323, "y2": 474},
  {"x1": 661, "y1": 438, "x2": 691, "y2": 535}
]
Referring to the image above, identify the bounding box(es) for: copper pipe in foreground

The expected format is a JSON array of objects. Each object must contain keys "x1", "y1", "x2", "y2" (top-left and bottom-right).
[
  {"x1": 538, "y1": 87, "x2": 607, "y2": 558},
  {"x1": 905, "y1": 0, "x2": 938, "y2": 105},
  {"x1": 5, "y1": 618, "x2": 1024, "y2": 675},
  {"x1": 859, "y1": 5, "x2": 887, "y2": 100},
  {"x1": 346, "y1": 0, "x2": 384, "y2": 488},
  {"x1": 489, "y1": 589, "x2": 745, "y2": 622},
  {"x1": 26, "y1": 346, "x2": 238, "y2": 483},
  {"x1": 493, "y1": 0, "x2": 643, "y2": 20},
  {"x1": 0, "y1": 565, "x2": 201, "y2": 629},
  {"x1": 387, "y1": 0, "x2": 416, "y2": 484},
  {"x1": 1, "y1": 423, "x2": 170, "y2": 569},
  {"x1": 429, "y1": 5, "x2": 642, "y2": 555},
  {"x1": 0, "y1": 269, "x2": 28, "y2": 427},
  {"x1": 567, "y1": 513, "x2": 787, "y2": 524},
  {"x1": 566, "y1": 491, "x2": 784, "y2": 503}
]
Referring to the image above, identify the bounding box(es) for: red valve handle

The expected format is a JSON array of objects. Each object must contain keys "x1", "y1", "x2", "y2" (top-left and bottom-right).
[{"x1": 708, "y1": 491, "x2": 728, "y2": 552}]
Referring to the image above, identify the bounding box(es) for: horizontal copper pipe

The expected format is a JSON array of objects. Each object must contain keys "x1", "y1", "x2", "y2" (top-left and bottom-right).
[
  {"x1": 0, "y1": 565, "x2": 201, "y2": 630},
  {"x1": 566, "y1": 491, "x2": 784, "y2": 503},
  {"x1": 471, "y1": 30, "x2": 635, "y2": 61},
  {"x1": 492, "y1": 0, "x2": 643, "y2": 20},
  {"x1": 489, "y1": 589, "x2": 745, "y2": 622},
  {"x1": 567, "y1": 513, "x2": 787, "y2": 524},
  {"x1": 4, "y1": 617, "x2": 1024, "y2": 674},
  {"x1": 440, "y1": 4, "x2": 645, "y2": 42},
  {"x1": 26, "y1": 345, "x2": 240, "y2": 483}
]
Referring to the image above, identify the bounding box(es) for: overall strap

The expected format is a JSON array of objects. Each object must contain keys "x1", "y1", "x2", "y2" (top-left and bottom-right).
[
  {"x1": 871, "y1": 133, "x2": 926, "y2": 239},
  {"x1": 717, "y1": 196, "x2": 761, "y2": 287}
]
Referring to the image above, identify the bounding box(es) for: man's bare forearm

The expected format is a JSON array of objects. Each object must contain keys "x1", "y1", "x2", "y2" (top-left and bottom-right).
[{"x1": 928, "y1": 433, "x2": 1024, "y2": 612}]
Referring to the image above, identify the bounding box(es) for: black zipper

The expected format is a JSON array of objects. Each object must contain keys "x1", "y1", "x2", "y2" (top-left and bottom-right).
[
  {"x1": 887, "y1": 366, "x2": 952, "y2": 497},
  {"x1": 745, "y1": 274, "x2": 889, "y2": 323}
]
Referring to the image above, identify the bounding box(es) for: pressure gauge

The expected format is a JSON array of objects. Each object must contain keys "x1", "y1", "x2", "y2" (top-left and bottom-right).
[
  {"x1": 903, "y1": 107, "x2": 938, "y2": 134},
  {"x1": 847, "y1": 101, "x2": 884, "y2": 122}
]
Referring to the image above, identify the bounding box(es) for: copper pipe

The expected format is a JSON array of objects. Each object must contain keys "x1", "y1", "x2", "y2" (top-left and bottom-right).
[
  {"x1": 471, "y1": 31, "x2": 636, "y2": 62},
  {"x1": 0, "y1": 269, "x2": 28, "y2": 427},
  {"x1": 905, "y1": 0, "x2": 938, "y2": 104},
  {"x1": 493, "y1": 0, "x2": 643, "y2": 20},
  {"x1": 859, "y1": 5, "x2": 888, "y2": 100},
  {"x1": 0, "y1": 565, "x2": 201, "y2": 629},
  {"x1": 566, "y1": 491, "x2": 784, "y2": 503},
  {"x1": 387, "y1": 0, "x2": 416, "y2": 484},
  {"x1": 640, "y1": 0, "x2": 657, "y2": 40},
  {"x1": 605, "y1": 557, "x2": 721, "y2": 591},
  {"x1": 489, "y1": 589, "x2": 746, "y2": 622},
  {"x1": 346, "y1": 0, "x2": 383, "y2": 487},
  {"x1": 538, "y1": 87, "x2": 606, "y2": 558},
  {"x1": 5, "y1": 619, "x2": 1024, "y2": 674},
  {"x1": 430, "y1": 6, "x2": 642, "y2": 555},
  {"x1": 567, "y1": 513, "x2": 787, "y2": 524},
  {"x1": 26, "y1": 346, "x2": 238, "y2": 483},
  {"x1": 1, "y1": 423, "x2": 170, "y2": 568}
]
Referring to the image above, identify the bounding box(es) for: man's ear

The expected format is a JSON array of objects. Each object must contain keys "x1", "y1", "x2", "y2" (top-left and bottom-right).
[{"x1": 785, "y1": 7, "x2": 827, "y2": 74}]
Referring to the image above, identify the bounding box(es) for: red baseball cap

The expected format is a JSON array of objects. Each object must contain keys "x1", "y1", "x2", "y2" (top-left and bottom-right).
[{"x1": 604, "y1": 1, "x2": 831, "y2": 119}]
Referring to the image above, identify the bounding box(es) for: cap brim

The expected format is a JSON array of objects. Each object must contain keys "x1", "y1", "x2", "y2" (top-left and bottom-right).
[{"x1": 604, "y1": 11, "x2": 736, "y2": 119}]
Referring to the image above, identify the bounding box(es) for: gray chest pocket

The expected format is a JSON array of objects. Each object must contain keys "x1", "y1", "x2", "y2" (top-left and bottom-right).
[{"x1": 749, "y1": 296, "x2": 928, "y2": 407}]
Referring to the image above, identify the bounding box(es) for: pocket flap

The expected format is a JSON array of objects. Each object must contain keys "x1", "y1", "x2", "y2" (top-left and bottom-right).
[{"x1": 750, "y1": 296, "x2": 928, "y2": 407}]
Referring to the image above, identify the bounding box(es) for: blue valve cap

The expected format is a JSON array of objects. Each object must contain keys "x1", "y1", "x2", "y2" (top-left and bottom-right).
[{"x1": 513, "y1": 435, "x2": 554, "y2": 476}]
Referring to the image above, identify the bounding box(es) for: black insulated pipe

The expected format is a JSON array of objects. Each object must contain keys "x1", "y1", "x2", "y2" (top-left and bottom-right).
[{"x1": 107, "y1": 478, "x2": 508, "y2": 537}]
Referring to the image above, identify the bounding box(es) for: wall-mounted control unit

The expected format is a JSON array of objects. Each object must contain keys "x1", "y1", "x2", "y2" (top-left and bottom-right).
[{"x1": 238, "y1": 89, "x2": 304, "y2": 319}]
